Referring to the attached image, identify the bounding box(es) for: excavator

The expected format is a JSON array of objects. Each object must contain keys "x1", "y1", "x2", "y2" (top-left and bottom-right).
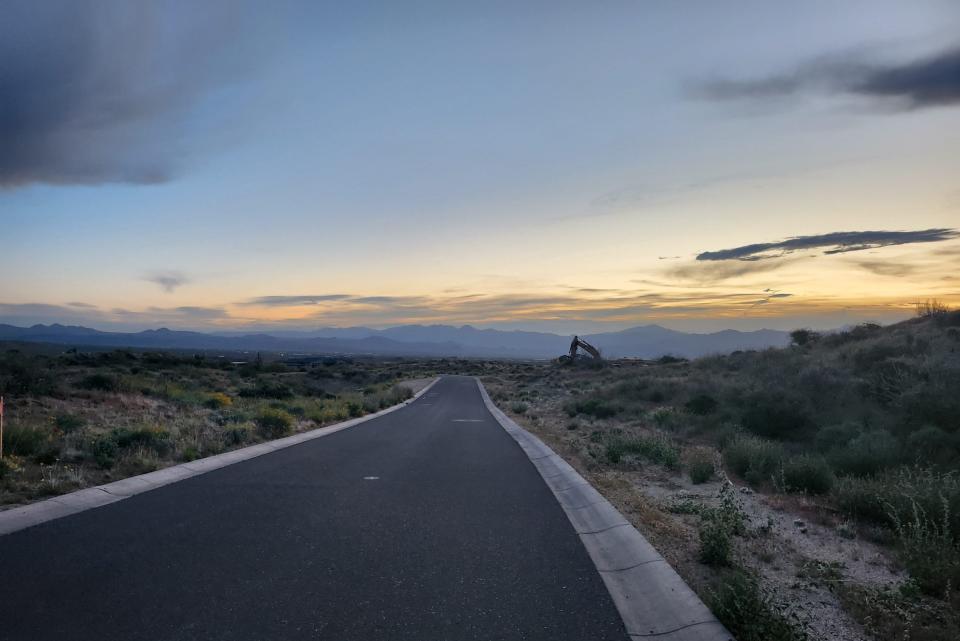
[{"x1": 557, "y1": 335, "x2": 602, "y2": 364}]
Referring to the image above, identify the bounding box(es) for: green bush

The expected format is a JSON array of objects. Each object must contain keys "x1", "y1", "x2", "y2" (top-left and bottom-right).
[
  {"x1": 223, "y1": 423, "x2": 253, "y2": 445},
  {"x1": 0, "y1": 352, "x2": 59, "y2": 396},
  {"x1": 741, "y1": 393, "x2": 810, "y2": 440},
  {"x1": 685, "y1": 393, "x2": 718, "y2": 416},
  {"x1": 688, "y1": 448, "x2": 716, "y2": 484},
  {"x1": 827, "y1": 431, "x2": 899, "y2": 477},
  {"x1": 709, "y1": 570, "x2": 805, "y2": 641},
  {"x1": 814, "y1": 422, "x2": 859, "y2": 453},
  {"x1": 605, "y1": 434, "x2": 680, "y2": 468},
  {"x1": 90, "y1": 436, "x2": 118, "y2": 469},
  {"x1": 833, "y1": 468, "x2": 960, "y2": 538},
  {"x1": 699, "y1": 487, "x2": 744, "y2": 566},
  {"x1": 2, "y1": 424, "x2": 48, "y2": 457},
  {"x1": 79, "y1": 373, "x2": 121, "y2": 392},
  {"x1": 54, "y1": 413, "x2": 85, "y2": 433},
  {"x1": 255, "y1": 408, "x2": 294, "y2": 438},
  {"x1": 346, "y1": 400, "x2": 363, "y2": 417},
  {"x1": 111, "y1": 426, "x2": 172, "y2": 456},
  {"x1": 781, "y1": 455, "x2": 834, "y2": 495},
  {"x1": 890, "y1": 496, "x2": 960, "y2": 599},
  {"x1": 565, "y1": 397, "x2": 620, "y2": 419},
  {"x1": 510, "y1": 402, "x2": 528, "y2": 414},
  {"x1": 723, "y1": 435, "x2": 784, "y2": 486},
  {"x1": 907, "y1": 426, "x2": 959, "y2": 466},
  {"x1": 239, "y1": 381, "x2": 294, "y2": 399}
]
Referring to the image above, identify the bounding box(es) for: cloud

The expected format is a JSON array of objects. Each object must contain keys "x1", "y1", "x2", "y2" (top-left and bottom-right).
[
  {"x1": 665, "y1": 257, "x2": 794, "y2": 283},
  {"x1": 855, "y1": 261, "x2": 918, "y2": 277},
  {"x1": 0, "y1": 1, "x2": 270, "y2": 187},
  {"x1": 696, "y1": 45, "x2": 960, "y2": 110},
  {"x1": 241, "y1": 295, "x2": 353, "y2": 307},
  {"x1": 697, "y1": 229, "x2": 959, "y2": 262},
  {"x1": 0, "y1": 302, "x2": 229, "y2": 329},
  {"x1": 144, "y1": 271, "x2": 191, "y2": 293}
]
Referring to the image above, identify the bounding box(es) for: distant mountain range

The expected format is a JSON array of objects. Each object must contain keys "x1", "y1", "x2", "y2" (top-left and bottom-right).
[{"x1": 0, "y1": 323, "x2": 790, "y2": 359}]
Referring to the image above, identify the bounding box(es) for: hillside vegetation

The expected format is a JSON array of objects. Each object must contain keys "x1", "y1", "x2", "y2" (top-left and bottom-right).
[
  {"x1": 0, "y1": 349, "x2": 416, "y2": 505},
  {"x1": 485, "y1": 306, "x2": 960, "y2": 640}
]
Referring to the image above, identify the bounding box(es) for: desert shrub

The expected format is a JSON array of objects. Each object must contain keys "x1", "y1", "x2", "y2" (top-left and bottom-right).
[
  {"x1": 255, "y1": 408, "x2": 294, "y2": 438},
  {"x1": 111, "y1": 426, "x2": 172, "y2": 456},
  {"x1": 510, "y1": 402, "x2": 528, "y2": 414},
  {"x1": 907, "y1": 426, "x2": 960, "y2": 466},
  {"x1": 709, "y1": 570, "x2": 806, "y2": 641},
  {"x1": 204, "y1": 392, "x2": 233, "y2": 409},
  {"x1": 815, "y1": 422, "x2": 860, "y2": 453},
  {"x1": 833, "y1": 468, "x2": 960, "y2": 540},
  {"x1": 723, "y1": 435, "x2": 784, "y2": 486},
  {"x1": 790, "y1": 328, "x2": 820, "y2": 347},
  {"x1": 223, "y1": 423, "x2": 253, "y2": 445},
  {"x1": 239, "y1": 381, "x2": 294, "y2": 399},
  {"x1": 90, "y1": 436, "x2": 118, "y2": 469},
  {"x1": 685, "y1": 393, "x2": 718, "y2": 416},
  {"x1": 181, "y1": 446, "x2": 200, "y2": 462},
  {"x1": 79, "y1": 373, "x2": 120, "y2": 392},
  {"x1": 897, "y1": 369, "x2": 960, "y2": 430},
  {"x1": 741, "y1": 392, "x2": 810, "y2": 440},
  {"x1": 54, "y1": 413, "x2": 85, "y2": 433},
  {"x1": 827, "y1": 431, "x2": 900, "y2": 477},
  {"x1": 688, "y1": 447, "x2": 716, "y2": 484},
  {"x1": 699, "y1": 487, "x2": 745, "y2": 566},
  {"x1": 2, "y1": 424, "x2": 48, "y2": 457},
  {"x1": 565, "y1": 397, "x2": 620, "y2": 419},
  {"x1": 891, "y1": 497, "x2": 960, "y2": 599},
  {"x1": 650, "y1": 406, "x2": 685, "y2": 430},
  {"x1": 0, "y1": 352, "x2": 59, "y2": 396},
  {"x1": 605, "y1": 434, "x2": 680, "y2": 468},
  {"x1": 0, "y1": 457, "x2": 17, "y2": 480},
  {"x1": 781, "y1": 455, "x2": 834, "y2": 495},
  {"x1": 347, "y1": 400, "x2": 363, "y2": 417},
  {"x1": 387, "y1": 384, "x2": 413, "y2": 404}
]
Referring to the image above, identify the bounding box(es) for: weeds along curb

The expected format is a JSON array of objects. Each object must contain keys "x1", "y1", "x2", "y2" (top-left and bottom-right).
[
  {"x1": 477, "y1": 378, "x2": 733, "y2": 641},
  {"x1": 0, "y1": 377, "x2": 441, "y2": 537}
]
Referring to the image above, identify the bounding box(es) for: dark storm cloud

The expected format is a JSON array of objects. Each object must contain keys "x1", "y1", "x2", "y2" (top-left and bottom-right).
[
  {"x1": 0, "y1": 1, "x2": 268, "y2": 187},
  {"x1": 144, "y1": 271, "x2": 191, "y2": 293},
  {"x1": 697, "y1": 45, "x2": 960, "y2": 110},
  {"x1": 697, "y1": 229, "x2": 959, "y2": 262}
]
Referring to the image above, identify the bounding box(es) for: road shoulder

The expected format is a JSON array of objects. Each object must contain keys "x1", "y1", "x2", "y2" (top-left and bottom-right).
[{"x1": 476, "y1": 377, "x2": 733, "y2": 641}]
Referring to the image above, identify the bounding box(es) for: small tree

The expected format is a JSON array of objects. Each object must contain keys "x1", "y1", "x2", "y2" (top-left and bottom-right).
[
  {"x1": 914, "y1": 299, "x2": 949, "y2": 318},
  {"x1": 789, "y1": 328, "x2": 820, "y2": 347}
]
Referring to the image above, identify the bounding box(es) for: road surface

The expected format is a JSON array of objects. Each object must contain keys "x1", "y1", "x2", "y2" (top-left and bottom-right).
[{"x1": 0, "y1": 376, "x2": 628, "y2": 641}]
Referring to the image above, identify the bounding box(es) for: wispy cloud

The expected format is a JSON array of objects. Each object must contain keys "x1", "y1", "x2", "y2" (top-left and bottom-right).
[
  {"x1": 241, "y1": 295, "x2": 353, "y2": 307},
  {"x1": 855, "y1": 261, "x2": 918, "y2": 277},
  {"x1": 665, "y1": 258, "x2": 795, "y2": 283},
  {"x1": 695, "y1": 45, "x2": 960, "y2": 110},
  {"x1": 696, "y1": 229, "x2": 959, "y2": 262},
  {"x1": 144, "y1": 271, "x2": 191, "y2": 293}
]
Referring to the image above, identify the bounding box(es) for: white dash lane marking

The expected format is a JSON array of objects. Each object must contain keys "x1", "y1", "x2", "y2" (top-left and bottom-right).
[
  {"x1": 452, "y1": 419, "x2": 485, "y2": 423},
  {"x1": 363, "y1": 476, "x2": 380, "y2": 480}
]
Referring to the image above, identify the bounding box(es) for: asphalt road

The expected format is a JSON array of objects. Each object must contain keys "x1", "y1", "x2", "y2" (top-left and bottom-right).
[{"x1": 0, "y1": 376, "x2": 628, "y2": 641}]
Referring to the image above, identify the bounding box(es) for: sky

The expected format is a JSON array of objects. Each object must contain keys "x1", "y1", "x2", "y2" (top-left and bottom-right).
[{"x1": 2, "y1": 0, "x2": 959, "y2": 334}]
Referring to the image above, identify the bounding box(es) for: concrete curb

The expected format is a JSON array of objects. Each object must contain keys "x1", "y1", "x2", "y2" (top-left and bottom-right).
[
  {"x1": 0, "y1": 377, "x2": 441, "y2": 537},
  {"x1": 476, "y1": 379, "x2": 732, "y2": 641}
]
